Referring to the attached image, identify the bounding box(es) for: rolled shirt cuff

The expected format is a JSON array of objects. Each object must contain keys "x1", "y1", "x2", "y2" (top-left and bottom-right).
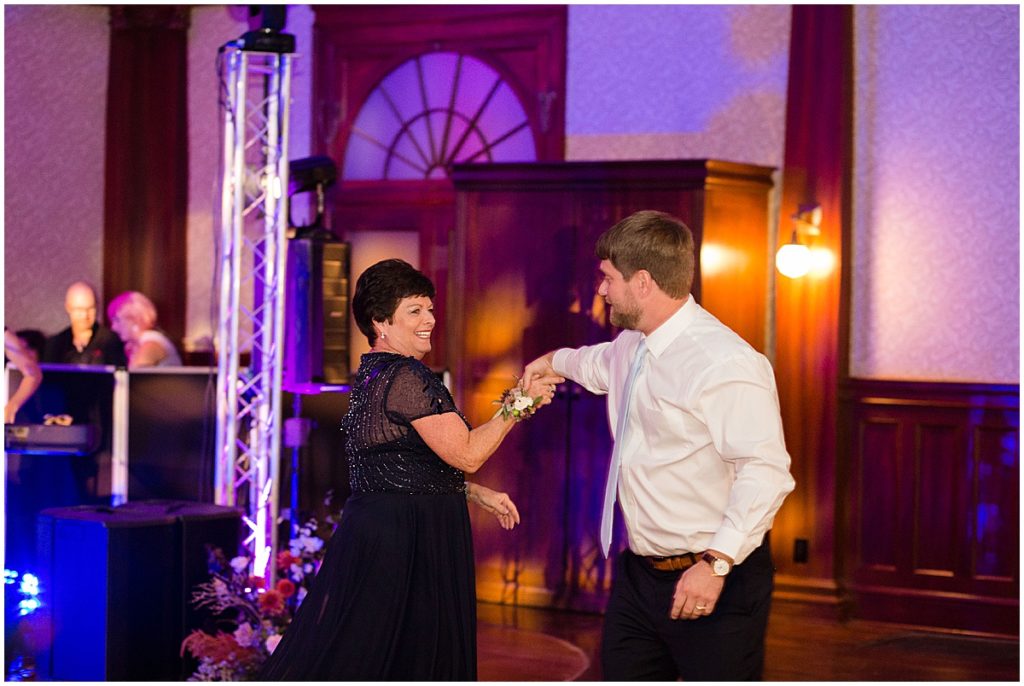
[
  {"x1": 706, "y1": 526, "x2": 746, "y2": 564},
  {"x1": 551, "y1": 348, "x2": 573, "y2": 377}
]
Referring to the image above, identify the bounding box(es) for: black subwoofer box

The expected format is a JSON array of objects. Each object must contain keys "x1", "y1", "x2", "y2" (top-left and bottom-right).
[{"x1": 35, "y1": 500, "x2": 241, "y2": 681}]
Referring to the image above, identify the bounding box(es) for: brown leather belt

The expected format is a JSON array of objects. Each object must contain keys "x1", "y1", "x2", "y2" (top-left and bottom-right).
[{"x1": 644, "y1": 552, "x2": 699, "y2": 572}]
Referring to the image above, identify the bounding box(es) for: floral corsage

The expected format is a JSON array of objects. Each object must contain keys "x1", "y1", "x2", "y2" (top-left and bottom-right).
[{"x1": 494, "y1": 385, "x2": 542, "y2": 422}]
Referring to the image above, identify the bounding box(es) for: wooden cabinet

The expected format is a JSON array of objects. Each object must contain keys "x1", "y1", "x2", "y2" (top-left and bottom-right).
[{"x1": 449, "y1": 160, "x2": 775, "y2": 610}]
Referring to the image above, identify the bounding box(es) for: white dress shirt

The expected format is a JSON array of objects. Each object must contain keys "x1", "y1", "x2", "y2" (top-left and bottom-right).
[{"x1": 552, "y1": 296, "x2": 795, "y2": 564}]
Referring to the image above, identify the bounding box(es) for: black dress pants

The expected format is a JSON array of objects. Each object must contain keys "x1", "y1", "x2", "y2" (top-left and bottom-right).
[{"x1": 601, "y1": 541, "x2": 774, "y2": 681}]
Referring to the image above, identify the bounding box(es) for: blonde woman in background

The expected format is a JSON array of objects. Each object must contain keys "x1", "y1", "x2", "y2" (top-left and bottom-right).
[{"x1": 107, "y1": 291, "x2": 182, "y2": 369}]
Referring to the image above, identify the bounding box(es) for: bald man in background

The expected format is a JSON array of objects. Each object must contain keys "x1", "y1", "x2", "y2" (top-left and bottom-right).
[{"x1": 44, "y1": 281, "x2": 127, "y2": 366}]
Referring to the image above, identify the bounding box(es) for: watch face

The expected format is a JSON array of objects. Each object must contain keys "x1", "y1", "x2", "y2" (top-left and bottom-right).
[{"x1": 712, "y1": 558, "x2": 729, "y2": 575}]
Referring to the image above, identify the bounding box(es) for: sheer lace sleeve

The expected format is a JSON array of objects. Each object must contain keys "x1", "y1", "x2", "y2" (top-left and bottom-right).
[{"x1": 384, "y1": 360, "x2": 458, "y2": 425}]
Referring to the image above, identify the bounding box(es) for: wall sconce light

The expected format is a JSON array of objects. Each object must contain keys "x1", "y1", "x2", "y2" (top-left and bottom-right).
[{"x1": 775, "y1": 203, "x2": 822, "y2": 279}]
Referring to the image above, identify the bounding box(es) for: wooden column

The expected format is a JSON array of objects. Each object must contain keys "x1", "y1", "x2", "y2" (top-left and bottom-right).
[
  {"x1": 771, "y1": 6, "x2": 853, "y2": 607},
  {"x1": 103, "y1": 6, "x2": 189, "y2": 345}
]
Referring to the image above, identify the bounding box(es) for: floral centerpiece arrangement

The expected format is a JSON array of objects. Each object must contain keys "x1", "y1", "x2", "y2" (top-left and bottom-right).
[{"x1": 181, "y1": 495, "x2": 341, "y2": 681}]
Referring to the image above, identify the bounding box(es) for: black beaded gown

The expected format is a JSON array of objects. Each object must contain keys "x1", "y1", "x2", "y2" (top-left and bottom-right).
[{"x1": 258, "y1": 352, "x2": 476, "y2": 680}]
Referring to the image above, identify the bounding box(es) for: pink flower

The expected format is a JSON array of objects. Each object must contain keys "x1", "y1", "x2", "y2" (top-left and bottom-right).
[
  {"x1": 233, "y1": 622, "x2": 258, "y2": 648},
  {"x1": 229, "y1": 556, "x2": 250, "y2": 574},
  {"x1": 266, "y1": 634, "x2": 282, "y2": 654}
]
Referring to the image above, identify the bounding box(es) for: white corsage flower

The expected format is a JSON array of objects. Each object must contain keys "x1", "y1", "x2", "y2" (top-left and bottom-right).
[
  {"x1": 494, "y1": 383, "x2": 542, "y2": 422},
  {"x1": 513, "y1": 395, "x2": 534, "y2": 411}
]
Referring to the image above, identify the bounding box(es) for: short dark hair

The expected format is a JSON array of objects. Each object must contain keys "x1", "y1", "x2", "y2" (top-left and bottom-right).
[
  {"x1": 352, "y1": 259, "x2": 436, "y2": 347},
  {"x1": 595, "y1": 210, "x2": 695, "y2": 298}
]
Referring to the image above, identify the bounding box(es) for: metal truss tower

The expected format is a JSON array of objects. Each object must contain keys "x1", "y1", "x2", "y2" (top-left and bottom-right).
[{"x1": 214, "y1": 46, "x2": 293, "y2": 580}]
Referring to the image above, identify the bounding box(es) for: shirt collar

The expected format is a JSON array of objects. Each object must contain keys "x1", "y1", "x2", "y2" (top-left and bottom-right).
[{"x1": 642, "y1": 295, "x2": 698, "y2": 359}]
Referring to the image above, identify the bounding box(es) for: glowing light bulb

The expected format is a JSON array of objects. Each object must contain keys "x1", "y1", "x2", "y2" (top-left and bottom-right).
[
  {"x1": 19, "y1": 597, "x2": 41, "y2": 616},
  {"x1": 775, "y1": 243, "x2": 812, "y2": 279},
  {"x1": 699, "y1": 243, "x2": 723, "y2": 275},
  {"x1": 19, "y1": 573, "x2": 39, "y2": 596}
]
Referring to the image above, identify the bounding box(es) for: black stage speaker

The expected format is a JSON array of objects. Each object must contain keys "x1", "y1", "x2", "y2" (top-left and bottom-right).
[
  {"x1": 36, "y1": 501, "x2": 241, "y2": 681},
  {"x1": 283, "y1": 237, "x2": 350, "y2": 391},
  {"x1": 118, "y1": 498, "x2": 243, "y2": 679}
]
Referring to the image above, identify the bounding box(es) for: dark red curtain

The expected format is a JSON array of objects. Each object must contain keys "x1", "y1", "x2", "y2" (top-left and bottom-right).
[
  {"x1": 772, "y1": 6, "x2": 853, "y2": 586},
  {"x1": 103, "y1": 6, "x2": 189, "y2": 345}
]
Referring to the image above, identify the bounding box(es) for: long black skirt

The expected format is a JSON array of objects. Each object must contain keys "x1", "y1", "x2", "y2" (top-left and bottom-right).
[{"x1": 258, "y1": 492, "x2": 477, "y2": 680}]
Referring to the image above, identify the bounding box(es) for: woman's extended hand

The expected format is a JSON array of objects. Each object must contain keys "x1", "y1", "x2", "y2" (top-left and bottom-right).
[
  {"x1": 522, "y1": 372, "x2": 564, "y2": 409},
  {"x1": 466, "y1": 482, "x2": 521, "y2": 530}
]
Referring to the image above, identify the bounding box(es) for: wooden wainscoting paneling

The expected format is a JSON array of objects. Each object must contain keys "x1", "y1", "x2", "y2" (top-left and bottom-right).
[
  {"x1": 842, "y1": 379, "x2": 1019, "y2": 637},
  {"x1": 857, "y1": 417, "x2": 900, "y2": 572}
]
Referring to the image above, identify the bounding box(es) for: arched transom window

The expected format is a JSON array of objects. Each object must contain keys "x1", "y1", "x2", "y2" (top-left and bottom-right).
[{"x1": 342, "y1": 51, "x2": 538, "y2": 180}]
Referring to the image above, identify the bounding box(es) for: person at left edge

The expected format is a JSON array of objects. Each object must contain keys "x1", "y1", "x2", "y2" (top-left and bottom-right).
[
  {"x1": 258, "y1": 258, "x2": 564, "y2": 680},
  {"x1": 4, "y1": 328, "x2": 43, "y2": 423}
]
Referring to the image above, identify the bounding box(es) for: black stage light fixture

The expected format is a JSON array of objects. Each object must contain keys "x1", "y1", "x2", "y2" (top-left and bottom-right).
[
  {"x1": 251, "y1": 4, "x2": 285, "y2": 31},
  {"x1": 290, "y1": 156, "x2": 338, "y2": 194},
  {"x1": 289, "y1": 156, "x2": 338, "y2": 237},
  {"x1": 238, "y1": 5, "x2": 295, "y2": 54}
]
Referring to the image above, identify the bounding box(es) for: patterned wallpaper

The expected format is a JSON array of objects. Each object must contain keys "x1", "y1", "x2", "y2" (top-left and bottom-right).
[
  {"x1": 184, "y1": 6, "x2": 314, "y2": 351},
  {"x1": 6, "y1": 5, "x2": 1017, "y2": 384},
  {"x1": 565, "y1": 5, "x2": 790, "y2": 168},
  {"x1": 851, "y1": 5, "x2": 1019, "y2": 383},
  {"x1": 4, "y1": 6, "x2": 110, "y2": 335},
  {"x1": 564, "y1": 5, "x2": 789, "y2": 358}
]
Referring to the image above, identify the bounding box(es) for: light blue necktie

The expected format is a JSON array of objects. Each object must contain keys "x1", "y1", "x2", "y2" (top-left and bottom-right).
[{"x1": 600, "y1": 338, "x2": 647, "y2": 558}]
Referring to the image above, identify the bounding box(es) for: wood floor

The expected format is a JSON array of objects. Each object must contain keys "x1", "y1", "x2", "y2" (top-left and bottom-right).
[{"x1": 477, "y1": 599, "x2": 1020, "y2": 681}]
